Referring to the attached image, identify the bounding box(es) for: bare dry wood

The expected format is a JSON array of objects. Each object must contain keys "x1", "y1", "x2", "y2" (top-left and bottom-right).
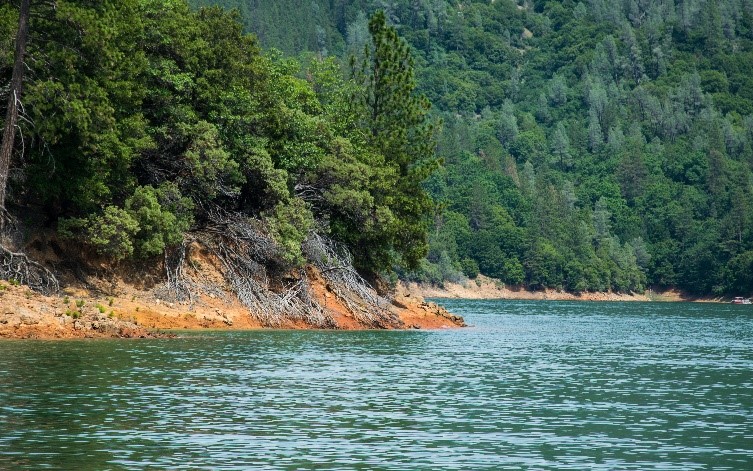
[
  {"x1": 303, "y1": 232, "x2": 402, "y2": 328},
  {"x1": 0, "y1": 244, "x2": 58, "y2": 294},
  {"x1": 197, "y1": 208, "x2": 336, "y2": 328},
  {"x1": 153, "y1": 239, "x2": 195, "y2": 306}
]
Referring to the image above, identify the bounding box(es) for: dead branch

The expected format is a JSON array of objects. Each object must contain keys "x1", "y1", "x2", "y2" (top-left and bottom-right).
[{"x1": 154, "y1": 239, "x2": 195, "y2": 306}]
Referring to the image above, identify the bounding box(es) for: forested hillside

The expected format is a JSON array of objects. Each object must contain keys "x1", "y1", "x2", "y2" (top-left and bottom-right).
[
  {"x1": 0, "y1": 1, "x2": 437, "y2": 324},
  {"x1": 190, "y1": 0, "x2": 753, "y2": 295}
]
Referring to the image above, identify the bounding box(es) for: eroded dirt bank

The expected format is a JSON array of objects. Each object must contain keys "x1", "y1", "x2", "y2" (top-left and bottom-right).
[{"x1": 0, "y1": 266, "x2": 463, "y2": 340}]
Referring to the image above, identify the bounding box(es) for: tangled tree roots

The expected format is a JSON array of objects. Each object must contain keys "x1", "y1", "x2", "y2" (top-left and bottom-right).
[
  {"x1": 198, "y1": 209, "x2": 336, "y2": 328},
  {"x1": 0, "y1": 244, "x2": 59, "y2": 295},
  {"x1": 152, "y1": 207, "x2": 402, "y2": 329},
  {"x1": 304, "y1": 233, "x2": 403, "y2": 329},
  {"x1": 154, "y1": 240, "x2": 196, "y2": 306}
]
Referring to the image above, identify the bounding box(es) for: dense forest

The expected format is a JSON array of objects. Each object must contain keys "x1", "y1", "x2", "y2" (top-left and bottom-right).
[
  {"x1": 0, "y1": 0, "x2": 438, "y2": 322},
  {"x1": 188, "y1": 0, "x2": 753, "y2": 295},
  {"x1": 2, "y1": 0, "x2": 752, "y2": 297}
]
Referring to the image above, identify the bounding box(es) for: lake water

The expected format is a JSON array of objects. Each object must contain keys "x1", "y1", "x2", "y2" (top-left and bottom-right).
[{"x1": 0, "y1": 299, "x2": 751, "y2": 470}]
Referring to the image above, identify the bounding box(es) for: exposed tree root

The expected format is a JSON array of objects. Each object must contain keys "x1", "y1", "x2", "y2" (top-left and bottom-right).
[
  {"x1": 153, "y1": 240, "x2": 196, "y2": 307},
  {"x1": 0, "y1": 244, "x2": 59, "y2": 295},
  {"x1": 145, "y1": 207, "x2": 403, "y2": 329},
  {"x1": 197, "y1": 209, "x2": 336, "y2": 328},
  {"x1": 303, "y1": 232, "x2": 403, "y2": 329}
]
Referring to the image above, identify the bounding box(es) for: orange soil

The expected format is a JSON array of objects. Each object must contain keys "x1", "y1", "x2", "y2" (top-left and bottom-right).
[{"x1": 1, "y1": 248, "x2": 463, "y2": 339}]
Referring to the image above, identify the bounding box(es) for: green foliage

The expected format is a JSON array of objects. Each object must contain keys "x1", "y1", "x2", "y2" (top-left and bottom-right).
[
  {"x1": 59, "y1": 183, "x2": 193, "y2": 259},
  {"x1": 60, "y1": 207, "x2": 140, "y2": 260},
  {"x1": 265, "y1": 199, "x2": 314, "y2": 266},
  {"x1": 125, "y1": 184, "x2": 194, "y2": 257},
  {"x1": 460, "y1": 258, "x2": 479, "y2": 279},
  {"x1": 350, "y1": 11, "x2": 439, "y2": 272},
  {"x1": 3, "y1": 1, "x2": 444, "y2": 279},
  {"x1": 7, "y1": 0, "x2": 753, "y2": 294}
]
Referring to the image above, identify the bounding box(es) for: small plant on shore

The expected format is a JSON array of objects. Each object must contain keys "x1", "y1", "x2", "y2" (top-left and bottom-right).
[
  {"x1": 8, "y1": 278, "x2": 20, "y2": 287},
  {"x1": 63, "y1": 296, "x2": 69, "y2": 304},
  {"x1": 75, "y1": 299, "x2": 85, "y2": 308},
  {"x1": 96, "y1": 304, "x2": 106, "y2": 314},
  {"x1": 108, "y1": 311, "x2": 114, "y2": 318},
  {"x1": 0, "y1": 284, "x2": 6, "y2": 291},
  {"x1": 108, "y1": 297, "x2": 114, "y2": 307}
]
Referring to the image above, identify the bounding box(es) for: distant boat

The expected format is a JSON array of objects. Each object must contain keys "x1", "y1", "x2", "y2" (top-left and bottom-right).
[{"x1": 731, "y1": 297, "x2": 751, "y2": 304}]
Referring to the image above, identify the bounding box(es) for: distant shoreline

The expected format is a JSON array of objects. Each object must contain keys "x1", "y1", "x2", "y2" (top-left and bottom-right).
[{"x1": 403, "y1": 275, "x2": 729, "y2": 303}]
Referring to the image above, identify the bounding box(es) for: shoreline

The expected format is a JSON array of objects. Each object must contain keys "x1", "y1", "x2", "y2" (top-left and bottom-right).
[
  {"x1": 0, "y1": 274, "x2": 465, "y2": 340},
  {"x1": 404, "y1": 275, "x2": 728, "y2": 303}
]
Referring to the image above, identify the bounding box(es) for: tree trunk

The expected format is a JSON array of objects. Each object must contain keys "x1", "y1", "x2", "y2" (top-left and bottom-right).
[{"x1": 0, "y1": 0, "x2": 31, "y2": 230}]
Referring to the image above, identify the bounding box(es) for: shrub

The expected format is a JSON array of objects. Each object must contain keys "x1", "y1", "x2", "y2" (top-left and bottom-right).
[
  {"x1": 125, "y1": 183, "x2": 194, "y2": 257},
  {"x1": 265, "y1": 199, "x2": 314, "y2": 266},
  {"x1": 59, "y1": 183, "x2": 193, "y2": 260},
  {"x1": 59, "y1": 206, "x2": 139, "y2": 260}
]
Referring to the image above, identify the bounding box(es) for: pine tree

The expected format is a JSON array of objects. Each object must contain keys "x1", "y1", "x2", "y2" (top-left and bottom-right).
[{"x1": 352, "y1": 10, "x2": 439, "y2": 271}]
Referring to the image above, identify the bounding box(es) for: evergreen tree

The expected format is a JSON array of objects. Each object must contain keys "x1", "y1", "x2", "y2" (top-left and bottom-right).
[{"x1": 352, "y1": 10, "x2": 438, "y2": 272}]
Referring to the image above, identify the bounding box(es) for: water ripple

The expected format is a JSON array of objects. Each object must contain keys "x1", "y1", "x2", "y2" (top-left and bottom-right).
[{"x1": 0, "y1": 300, "x2": 751, "y2": 470}]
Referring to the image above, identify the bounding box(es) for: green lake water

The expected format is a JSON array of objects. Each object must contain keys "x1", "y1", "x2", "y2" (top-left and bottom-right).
[{"x1": 0, "y1": 299, "x2": 751, "y2": 470}]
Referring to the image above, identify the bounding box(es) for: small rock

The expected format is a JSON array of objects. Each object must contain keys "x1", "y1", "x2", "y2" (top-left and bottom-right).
[{"x1": 21, "y1": 314, "x2": 40, "y2": 325}]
